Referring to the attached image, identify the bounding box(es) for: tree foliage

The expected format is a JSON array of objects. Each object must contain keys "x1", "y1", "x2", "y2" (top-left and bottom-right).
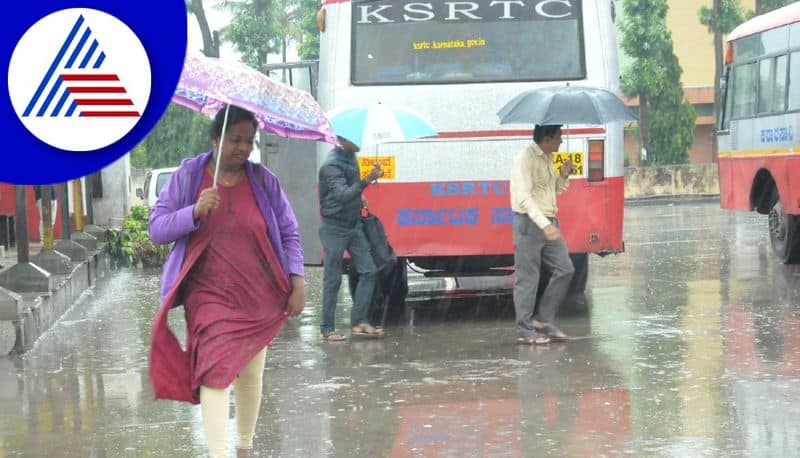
[
  {"x1": 131, "y1": 105, "x2": 210, "y2": 168},
  {"x1": 619, "y1": 0, "x2": 696, "y2": 165},
  {"x1": 296, "y1": 0, "x2": 321, "y2": 60},
  {"x1": 752, "y1": 0, "x2": 794, "y2": 17},
  {"x1": 699, "y1": 0, "x2": 744, "y2": 35},
  {"x1": 131, "y1": 1, "x2": 217, "y2": 169},
  {"x1": 219, "y1": 0, "x2": 282, "y2": 69},
  {"x1": 104, "y1": 205, "x2": 170, "y2": 267},
  {"x1": 699, "y1": 0, "x2": 743, "y2": 160},
  {"x1": 134, "y1": 0, "x2": 322, "y2": 169}
]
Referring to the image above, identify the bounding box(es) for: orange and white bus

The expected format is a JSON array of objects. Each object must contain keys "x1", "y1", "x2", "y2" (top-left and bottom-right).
[
  {"x1": 276, "y1": 0, "x2": 626, "y2": 305},
  {"x1": 717, "y1": 2, "x2": 800, "y2": 263}
]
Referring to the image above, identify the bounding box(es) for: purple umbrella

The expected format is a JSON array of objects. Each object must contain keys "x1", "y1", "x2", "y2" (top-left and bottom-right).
[{"x1": 173, "y1": 53, "x2": 336, "y2": 186}]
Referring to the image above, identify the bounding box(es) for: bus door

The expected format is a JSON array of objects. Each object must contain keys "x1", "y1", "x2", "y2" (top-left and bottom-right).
[{"x1": 259, "y1": 61, "x2": 324, "y2": 265}]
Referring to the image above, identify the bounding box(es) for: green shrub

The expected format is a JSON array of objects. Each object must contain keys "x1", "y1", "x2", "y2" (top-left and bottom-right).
[{"x1": 105, "y1": 205, "x2": 170, "y2": 267}]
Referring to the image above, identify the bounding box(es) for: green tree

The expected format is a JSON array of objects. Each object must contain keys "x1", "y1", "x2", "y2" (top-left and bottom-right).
[
  {"x1": 699, "y1": 0, "x2": 743, "y2": 160},
  {"x1": 219, "y1": 0, "x2": 281, "y2": 69},
  {"x1": 276, "y1": 1, "x2": 303, "y2": 63},
  {"x1": 130, "y1": 1, "x2": 217, "y2": 169},
  {"x1": 131, "y1": 105, "x2": 210, "y2": 168},
  {"x1": 752, "y1": 0, "x2": 794, "y2": 16},
  {"x1": 296, "y1": 0, "x2": 321, "y2": 60},
  {"x1": 620, "y1": 0, "x2": 696, "y2": 165}
]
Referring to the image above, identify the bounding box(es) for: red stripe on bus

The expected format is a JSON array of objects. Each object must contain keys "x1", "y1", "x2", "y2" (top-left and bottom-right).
[
  {"x1": 322, "y1": 0, "x2": 350, "y2": 4},
  {"x1": 433, "y1": 127, "x2": 606, "y2": 139},
  {"x1": 61, "y1": 74, "x2": 120, "y2": 81}
]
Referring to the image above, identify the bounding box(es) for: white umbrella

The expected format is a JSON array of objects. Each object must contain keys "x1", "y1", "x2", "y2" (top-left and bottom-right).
[{"x1": 327, "y1": 103, "x2": 437, "y2": 148}]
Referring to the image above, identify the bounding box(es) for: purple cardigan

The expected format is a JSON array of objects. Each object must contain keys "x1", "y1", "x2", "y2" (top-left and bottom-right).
[{"x1": 148, "y1": 151, "x2": 304, "y2": 308}]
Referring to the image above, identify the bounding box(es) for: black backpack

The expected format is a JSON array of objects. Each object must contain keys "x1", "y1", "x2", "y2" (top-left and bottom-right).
[{"x1": 361, "y1": 210, "x2": 396, "y2": 273}]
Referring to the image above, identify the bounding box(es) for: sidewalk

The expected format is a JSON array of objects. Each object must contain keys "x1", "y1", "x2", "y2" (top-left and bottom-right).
[{"x1": 0, "y1": 238, "x2": 110, "y2": 355}]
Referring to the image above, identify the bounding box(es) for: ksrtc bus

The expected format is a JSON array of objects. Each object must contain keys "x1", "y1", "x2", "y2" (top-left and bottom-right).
[
  {"x1": 717, "y1": 2, "x2": 800, "y2": 263},
  {"x1": 265, "y1": 0, "x2": 626, "y2": 308}
]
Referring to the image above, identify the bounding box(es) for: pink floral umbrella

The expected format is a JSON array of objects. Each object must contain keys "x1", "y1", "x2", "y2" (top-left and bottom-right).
[{"x1": 173, "y1": 53, "x2": 336, "y2": 186}]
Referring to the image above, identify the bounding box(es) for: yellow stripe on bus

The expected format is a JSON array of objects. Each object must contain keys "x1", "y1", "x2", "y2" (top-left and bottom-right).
[{"x1": 718, "y1": 147, "x2": 799, "y2": 157}]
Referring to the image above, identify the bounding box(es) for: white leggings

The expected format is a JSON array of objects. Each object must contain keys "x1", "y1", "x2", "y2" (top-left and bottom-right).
[{"x1": 200, "y1": 347, "x2": 267, "y2": 458}]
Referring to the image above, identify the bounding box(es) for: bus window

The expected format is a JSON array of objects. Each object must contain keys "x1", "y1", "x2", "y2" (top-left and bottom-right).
[
  {"x1": 736, "y1": 35, "x2": 763, "y2": 61},
  {"x1": 758, "y1": 59, "x2": 774, "y2": 113},
  {"x1": 791, "y1": 23, "x2": 800, "y2": 48},
  {"x1": 737, "y1": 25, "x2": 789, "y2": 60},
  {"x1": 722, "y1": 70, "x2": 733, "y2": 130},
  {"x1": 351, "y1": 0, "x2": 585, "y2": 85},
  {"x1": 774, "y1": 55, "x2": 787, "y2": 112},
  {"x1": 733, "y1": 63, "x2": 758, "y2": 118},
  {"x1": 758, "y1": 56, "x2": 787, "y2": 114},
  {"x1": 760, "y1": 25, "x2": 789, "y2": 55},
  {"x1": 789, "y1": 52, "x2": 800, "y2": 110}
]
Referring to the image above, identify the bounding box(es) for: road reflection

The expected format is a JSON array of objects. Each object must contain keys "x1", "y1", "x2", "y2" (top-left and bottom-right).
[{"x1": 0, "y1": 201, "x2": 798, "y2": 457}]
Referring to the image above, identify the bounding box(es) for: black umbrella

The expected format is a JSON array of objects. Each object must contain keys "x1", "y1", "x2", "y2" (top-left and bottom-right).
[{"x1": 497, "y1": 85, "x2": 637, "y2": 125}]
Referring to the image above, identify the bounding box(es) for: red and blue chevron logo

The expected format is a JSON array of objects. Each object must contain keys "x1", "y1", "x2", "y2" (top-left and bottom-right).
[
  {"x1": 23, "y1": 15, "x2": 140, "y2": 119},
  {"x1": 9, "y1": 8, "x2": 151, "y2": 151}
]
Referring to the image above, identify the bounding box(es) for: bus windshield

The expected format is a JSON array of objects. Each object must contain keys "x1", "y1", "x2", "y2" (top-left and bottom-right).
[{"x1": 351, "y1": 0, "x2": 585, "y2": 85}]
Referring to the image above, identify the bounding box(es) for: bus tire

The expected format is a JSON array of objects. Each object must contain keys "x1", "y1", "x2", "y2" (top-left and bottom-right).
[
  {"x1": 769, "y1": 198, "x2": 800, "y2": 264},
  {"x1": 536, "y1": 255, "x2": 588, "y2": 293},
  {"x1": 533, "y1": 253, "x2": 589, "y2": 314}
]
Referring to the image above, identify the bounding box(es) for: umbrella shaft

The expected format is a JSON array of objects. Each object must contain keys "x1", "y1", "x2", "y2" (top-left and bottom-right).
[{"x1": 213, "y1": 104, "x2": 231, "y2": 188}]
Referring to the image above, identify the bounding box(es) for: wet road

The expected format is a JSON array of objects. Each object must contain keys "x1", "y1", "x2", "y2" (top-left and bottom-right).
[{"x1": 1, "y1": 199, "x2": 799, "y2": 457}]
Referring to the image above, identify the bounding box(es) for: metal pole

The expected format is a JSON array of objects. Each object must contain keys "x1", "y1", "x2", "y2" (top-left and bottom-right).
[
  {"x1": 14, "y1": 186, "x2": 29, "y2": 263},
  {"x1": 84, "y1": 175, "x2": 94, "y2": 225},
  {"x1": 72, "y1": 179, "x2": 84, "y2": 231},
  {"x1": 61, "y1": 182, "x2": 71, "y2": 240},
  {"x1": 41, "y1": 185, "x2": 54, "y2": 251}
]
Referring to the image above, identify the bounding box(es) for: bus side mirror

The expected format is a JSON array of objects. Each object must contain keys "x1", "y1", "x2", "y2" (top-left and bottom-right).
[{"x1": 136, "y1": 188, "x2": 144, "y2": 199}]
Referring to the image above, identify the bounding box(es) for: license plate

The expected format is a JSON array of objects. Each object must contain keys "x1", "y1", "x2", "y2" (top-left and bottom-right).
[{"x1": 552, "y1": 152, "x2": 583, "y2": 176}]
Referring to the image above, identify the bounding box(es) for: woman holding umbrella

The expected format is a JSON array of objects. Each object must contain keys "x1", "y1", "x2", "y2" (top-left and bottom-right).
[{"x1": 148, "y1": 105, "x2": 305, "y2": 457}]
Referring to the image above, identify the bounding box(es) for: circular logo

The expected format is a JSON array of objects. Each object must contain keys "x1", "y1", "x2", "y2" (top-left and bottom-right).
[
  {"x1": 2, "y1": 0, "x2": 185, "y2": 184},
  {"x1": 8, "y1": 8, "x2": 151, "y2": 152}
]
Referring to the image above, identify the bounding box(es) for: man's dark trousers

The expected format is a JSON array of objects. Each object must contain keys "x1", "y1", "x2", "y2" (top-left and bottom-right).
[
  {"x1": 512, "y1": 213, "x2": 575, "y2": 338},
  {"x1": 320, "y1": 219, "x2": 377, "y2": 335}
]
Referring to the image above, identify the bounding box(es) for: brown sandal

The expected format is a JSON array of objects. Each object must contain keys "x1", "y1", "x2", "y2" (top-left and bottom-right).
[
  {"x1": 532, "y1": 320, "x2": 568, "y2": 341},
  {"x1": 517, "y1": 332, "x2": 550, "y2": 345},
  {"x1": 321, "y1": 331, "x2": 347, "y2": 342},
  {"x1": 352, "y1": 323, "x2": 384, "y2": 338}
]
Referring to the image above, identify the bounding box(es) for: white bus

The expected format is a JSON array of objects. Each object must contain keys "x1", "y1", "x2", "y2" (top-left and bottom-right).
[{"x1": 267, "y1": 0, "x2": 626, "y2": 308}]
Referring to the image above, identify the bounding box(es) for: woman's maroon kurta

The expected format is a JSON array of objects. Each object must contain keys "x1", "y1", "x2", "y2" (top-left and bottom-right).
[{"x1": 150, "y1": 172, "x2": 289, "y2": 404}]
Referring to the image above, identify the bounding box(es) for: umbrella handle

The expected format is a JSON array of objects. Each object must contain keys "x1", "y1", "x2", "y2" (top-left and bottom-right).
[{"x1": 213, "y1": 104, "x2": 230, "y2": 188}]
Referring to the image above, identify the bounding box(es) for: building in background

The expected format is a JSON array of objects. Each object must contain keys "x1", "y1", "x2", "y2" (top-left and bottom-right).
[{"x1": 618, "y1": 0, "x2": 756, "y2": 165}]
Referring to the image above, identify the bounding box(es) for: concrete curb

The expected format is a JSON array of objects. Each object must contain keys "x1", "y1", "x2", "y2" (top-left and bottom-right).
[
  {"x1": 625, "y1": 194, "x2": 720, "y2": 206},
  {"x1": 1, "y1": 250, "x2": 110, "y2": 355}
]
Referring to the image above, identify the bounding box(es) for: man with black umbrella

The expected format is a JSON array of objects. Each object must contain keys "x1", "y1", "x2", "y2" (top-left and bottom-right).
[{"x1": 510, "y1": 125, "x2": 574, "y2": 345}]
